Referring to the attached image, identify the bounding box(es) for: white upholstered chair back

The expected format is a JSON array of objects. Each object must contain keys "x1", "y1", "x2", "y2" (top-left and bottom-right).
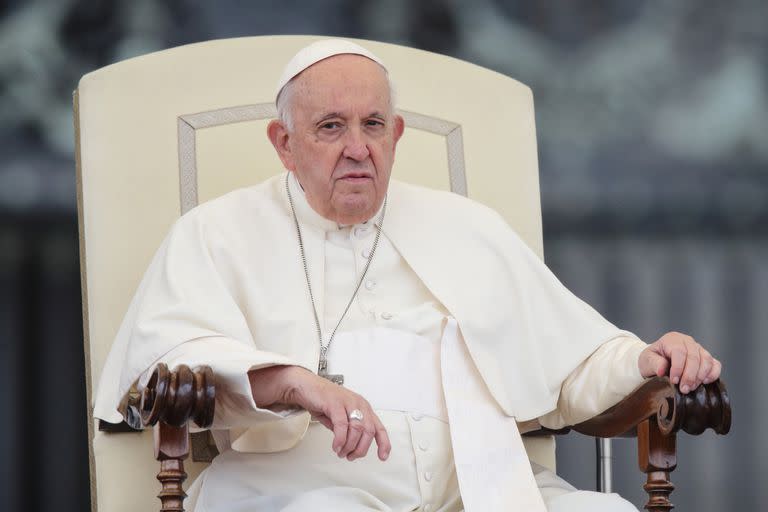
[{"x1": 76, "y1": 35, "x2": 549, "y2": 512}]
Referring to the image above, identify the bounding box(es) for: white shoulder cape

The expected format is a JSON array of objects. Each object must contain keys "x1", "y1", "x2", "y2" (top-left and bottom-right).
[{"x1": 94, "y1": 173, "x2": 634, "y2": 427}]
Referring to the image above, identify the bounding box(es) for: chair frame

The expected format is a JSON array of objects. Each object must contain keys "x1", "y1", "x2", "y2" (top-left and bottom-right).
[{"x1": 99, "y1": 363, "x2": 730, "y2": 512}]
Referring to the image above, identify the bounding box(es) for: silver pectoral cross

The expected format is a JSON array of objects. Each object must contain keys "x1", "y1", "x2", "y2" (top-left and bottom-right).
[{"x1": 318, "y1": 357, "x2": 344, "y2": 385}]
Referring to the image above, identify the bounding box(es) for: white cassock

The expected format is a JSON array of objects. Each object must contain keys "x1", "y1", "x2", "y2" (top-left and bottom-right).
[{"x1": 95, "y1": 172, "x2": 644, "y2": 511}]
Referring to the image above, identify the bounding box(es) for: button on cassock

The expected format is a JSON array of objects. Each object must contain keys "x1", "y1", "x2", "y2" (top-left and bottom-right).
[{"x1": 365, "y1": 279, "x2": 376, "y2": 291}]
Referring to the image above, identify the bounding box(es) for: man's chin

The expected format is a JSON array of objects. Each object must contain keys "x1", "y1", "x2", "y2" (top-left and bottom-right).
[{"x1": 333, "y1": 195, "x2": 380, "y2": 225}]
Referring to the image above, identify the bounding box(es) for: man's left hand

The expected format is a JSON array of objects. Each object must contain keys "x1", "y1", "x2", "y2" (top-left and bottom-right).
[{"x1": 638, "y1": 332, "x2": 722, "y2": 394}]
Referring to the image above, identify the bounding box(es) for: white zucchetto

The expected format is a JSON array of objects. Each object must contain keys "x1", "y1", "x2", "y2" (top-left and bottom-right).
[{"x1": 275, "y1": 39, "x2": 387, "y2": 100}]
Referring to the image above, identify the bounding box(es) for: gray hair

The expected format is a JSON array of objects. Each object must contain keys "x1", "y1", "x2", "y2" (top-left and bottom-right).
[{"x1": 276, "y1": 68, "x2": 397, "y2": 132}]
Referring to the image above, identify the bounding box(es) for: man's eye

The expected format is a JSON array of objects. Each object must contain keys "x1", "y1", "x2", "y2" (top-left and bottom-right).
[
  {"x1": 320, "y1": 122, "x2": 341, "y2": 130},
  {"x1": 366, "y1": 120, "x2": 384, "y2": 127}
]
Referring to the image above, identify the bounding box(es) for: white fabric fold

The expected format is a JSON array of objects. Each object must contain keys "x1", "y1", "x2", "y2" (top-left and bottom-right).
[
  {"x1": 381, "y1": 179, "x2": 643, "y2": 420},
  {"x1": 539, "y1": 335, "x2": 647, "y2": 429},
  {"x1": 326, "y1": 326, "x2": 448, "y2": 421},
  {"x1": 441, "y1": 318, "x2": 547, "y2": 511}
]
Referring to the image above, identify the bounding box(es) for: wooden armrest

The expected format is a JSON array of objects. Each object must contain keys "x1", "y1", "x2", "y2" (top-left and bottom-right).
[
  {"x1": 572, "y1": 376, "x2": 731, "y2": 438},
  {"x1": 139, "y1": 363, "x2": 216, "y2": 429},
  {"x1": 522, "y1": 377, "x2": 731, "y2": 439},
  {"x1": 521, "y1": 426, "x2": 571, "y2": 437},
  {"x1": 563, "y1": 377, "x2": 731, "y2": 511}
]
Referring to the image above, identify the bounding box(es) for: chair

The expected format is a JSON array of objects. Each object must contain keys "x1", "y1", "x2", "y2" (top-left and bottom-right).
[{"x1": 74, "y1": 35, "x2": 730, "y2": 512}]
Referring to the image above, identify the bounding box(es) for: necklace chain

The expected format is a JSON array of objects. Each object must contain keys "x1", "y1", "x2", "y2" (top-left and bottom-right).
[{"x1": 285, "y1": 173, "x2": 387, "y2": 376}]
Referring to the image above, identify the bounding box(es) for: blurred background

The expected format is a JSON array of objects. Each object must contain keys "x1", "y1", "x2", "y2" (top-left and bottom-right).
[{"x1": 1, "y1": 0, "x2": 765, "y2": 510}]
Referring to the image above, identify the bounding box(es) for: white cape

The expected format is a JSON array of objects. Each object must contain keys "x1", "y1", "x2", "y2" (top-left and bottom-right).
[{"x1": 94, "y1": 172, "x2": 633, "y2": 434}]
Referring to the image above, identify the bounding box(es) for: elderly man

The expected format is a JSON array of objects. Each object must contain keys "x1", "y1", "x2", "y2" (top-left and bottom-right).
[{"x1": 94, "y1": 40, "x2": 721, "y2": 512}]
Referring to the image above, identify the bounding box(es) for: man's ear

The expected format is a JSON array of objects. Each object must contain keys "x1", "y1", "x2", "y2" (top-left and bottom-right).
[
  {"x1": 392, "y1": 114, "x2": 405, "y2": 148},
  {"x1": 267, "y1": 120, "x2": 295, "y2": 171}
]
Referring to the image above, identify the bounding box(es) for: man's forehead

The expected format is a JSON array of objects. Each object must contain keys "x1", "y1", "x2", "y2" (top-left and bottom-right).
[
  {"x1": 289, "y1": 55, "x2": 392, "y2": 118},
  {"x1": 298, "y1": 74, "x2": 391, "y2": 120}
]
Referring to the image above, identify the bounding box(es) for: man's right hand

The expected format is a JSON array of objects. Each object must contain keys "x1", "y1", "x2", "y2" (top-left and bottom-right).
[{"x1": 248, "y1": 365, "x2": 391, "y2": 462}]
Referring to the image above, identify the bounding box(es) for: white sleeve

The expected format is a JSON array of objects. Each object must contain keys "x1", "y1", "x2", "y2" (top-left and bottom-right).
[
  {"x1": 137, "y1": 336, "x2": 303, "y2": 429},
  {"x1": 93, "y1": 209, "x2": 307, "y2": 427},
  {"x1": 538, "y1": 336, "x2": 647, "y2": 430}
]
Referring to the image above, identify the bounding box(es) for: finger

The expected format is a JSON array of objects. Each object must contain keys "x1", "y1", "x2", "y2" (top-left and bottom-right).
[
  {"x1": 640, "y1": 350, "x2": 669, "y2": 378},
  {"x1": 328, "y1": 405, "x2": 349, "y2": 455},
  {"x1": 666, "y1": 344, "x2": 687, "y2": 386},
  {"x1": 340, "y1": 415, "x2": 364, "y2": 458},
  {"x1": 372, "y1": 415, "x2": 391, "y2": 461},
  {"x1": 705, "y1": 359, "x2": 722, "y2": 383},
  {"x1": 654, "y1": 355, "x2": 670, "y2": 378},
  {"x1": 695, "y1": 349, "x2": 713, "y2": 387},
  {"x1": 348, "y1": 423, "x2": 375, "y2": 461},
  {"x1": 679, "y1": 341, "x2": 701, "y2": 394}
]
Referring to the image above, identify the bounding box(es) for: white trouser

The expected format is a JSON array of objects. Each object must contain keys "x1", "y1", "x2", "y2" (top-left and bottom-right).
[
  {"x1": 533, "y1": 462, "x2": 638, "y2": 511},
  {"x1": 190, "y1": 412, "x2": 637, "y2": 512}
]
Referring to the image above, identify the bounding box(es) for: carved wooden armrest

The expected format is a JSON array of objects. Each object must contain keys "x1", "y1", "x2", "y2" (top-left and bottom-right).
[
  {"x1": 139, "y1": 363, "x2": 215, "y2": 512},
  {"x1": 571, "y1": 376, "x2": 730, "y2": 438},
  {"x1": 553, "y1": 377, "x2": 731, "y2": 511}
]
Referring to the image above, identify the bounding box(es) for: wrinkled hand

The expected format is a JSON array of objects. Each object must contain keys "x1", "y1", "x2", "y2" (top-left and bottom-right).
[
  {"x1": 638, "y1": 332, "x2": 722, "y2": 394},
  {"x1": 248, "y1": 365, "x2": 390, "y2": 461}
]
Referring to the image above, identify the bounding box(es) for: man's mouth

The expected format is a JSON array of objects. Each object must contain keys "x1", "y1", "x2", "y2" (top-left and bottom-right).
[{"x1": 338, "y1": 173, "x2": 373, "y2": 182}]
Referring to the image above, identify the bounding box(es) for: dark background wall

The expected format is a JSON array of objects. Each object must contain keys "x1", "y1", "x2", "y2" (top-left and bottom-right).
[{"x1": 1, "y1": 1, "x2": 765, "y2": 511}]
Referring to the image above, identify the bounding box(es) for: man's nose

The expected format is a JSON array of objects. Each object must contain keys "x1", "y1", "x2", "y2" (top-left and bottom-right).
[{"x1": 342, "y1": 127, "x2": 371, "y2": 161}]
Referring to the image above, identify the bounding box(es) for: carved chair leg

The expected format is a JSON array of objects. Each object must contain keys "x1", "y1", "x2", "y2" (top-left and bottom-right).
[
  {"x1": 158, "y1": 459, "x2": 188, "y2": 512},
  {"x1": 638, "y1": 418, "x2": 677, "y2": 511},
  {"x1": 154, "y1": 421, "x2": 190, "y2": 512}
]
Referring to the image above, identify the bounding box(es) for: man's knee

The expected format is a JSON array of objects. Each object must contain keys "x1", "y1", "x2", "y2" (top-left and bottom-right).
[{"x1": 545, "y1": 490, "x2": 639, "y2": 512}]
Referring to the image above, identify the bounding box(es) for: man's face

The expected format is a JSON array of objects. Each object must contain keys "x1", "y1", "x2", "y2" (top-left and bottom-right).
[{"x1": 268, "y1": 54, "x2": 404, "y2": 225}]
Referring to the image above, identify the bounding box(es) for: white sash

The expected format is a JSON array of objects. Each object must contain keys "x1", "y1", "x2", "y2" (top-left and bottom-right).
[
  {"x1": 441, "y1": 318, "x2": 547, "y2": 512},
  {"x1": 328, "y1": 319, "x2": 547, "y2": 511}
]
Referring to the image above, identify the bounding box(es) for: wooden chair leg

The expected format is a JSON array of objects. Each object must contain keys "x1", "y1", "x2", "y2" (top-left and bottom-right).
[
  {"x1": 154, "y1": 421, "x2": 190, "y2": 512},
  {"x1": 638, "y1": 418, "x2": 677, "y2": 511}
]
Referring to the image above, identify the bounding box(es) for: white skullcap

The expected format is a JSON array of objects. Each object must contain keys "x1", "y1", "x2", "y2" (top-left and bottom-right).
[{"x1": 275, "y1": 39, "x2": 387, "y2": 101}]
